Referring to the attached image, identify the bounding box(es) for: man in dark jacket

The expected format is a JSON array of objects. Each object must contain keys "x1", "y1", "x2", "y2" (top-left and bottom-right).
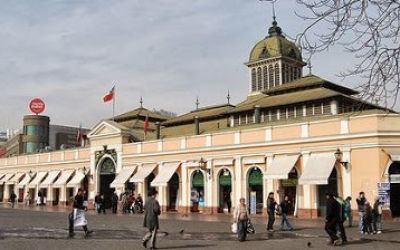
[
  {"x1": 9, "y1": 191, "x2": 17, "y2": 208},
  {"x1": 325, "y1": 192, "x2": 340, "y2": 246},
  {"x1": 142, "y1": 189, "x2": 161, "y2": 250},
  {"x1": 111, "y1": 192, "x2": 118, "y2": 214},
  {"x1": 267, "y1": 192, "x2": 277, "y2": 232},
  {"x1": 68, "y1": 188, "x2": 92, "y2": 238},
  {"x1": 280, "y1": 195, "x2": 293, "y2": 231},
  {"x1": 356, "y1": 192, "x2": 367, "y2": 233}
]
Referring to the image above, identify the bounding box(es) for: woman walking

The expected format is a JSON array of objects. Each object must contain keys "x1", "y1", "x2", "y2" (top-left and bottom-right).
[{"x1": 233, "y1": 197, "x2": 249, "y2": 242}]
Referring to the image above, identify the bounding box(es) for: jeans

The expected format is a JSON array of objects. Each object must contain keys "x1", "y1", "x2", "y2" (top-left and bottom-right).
[
  {"x1": 237, "y1": 220, "x2": 248, "y2": 241},
  {"x1": 372, "y1": 214, "x2": 382, "y2": 232},
  {"x1": 280, "y1": 213, "x2": 293, "y2": 230},
  {"x1": 143, "y1": 229, "x2": 157, "y2": 248},
  {"x1": 346, "y1": 211, "x2": 353, "y2": 227},
  {"x1": 358, "y1": 212, "x2": 365, "y2": 232},
  {"x1": 267, "y1": 211, "x2": 275, "y2": 230}
]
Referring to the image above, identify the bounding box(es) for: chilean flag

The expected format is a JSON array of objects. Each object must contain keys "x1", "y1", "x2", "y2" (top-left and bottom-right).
[{"x1": 103, "y1": 86, "x2": 115, "y2": 103}]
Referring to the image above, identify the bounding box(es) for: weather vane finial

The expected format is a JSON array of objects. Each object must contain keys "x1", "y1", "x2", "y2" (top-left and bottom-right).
[
  {"x1": 227, "y1": 90, "x2": 231, "y2": 104},
  {"x1": 195, "y1": 96, "x2": 200, "y2": 110},
  {"x1": 140, "y1": 96, "x2": 143, "y2": 108},
  {"x1": 260, "y1": 0, "x2": 278, "y2": 22}
]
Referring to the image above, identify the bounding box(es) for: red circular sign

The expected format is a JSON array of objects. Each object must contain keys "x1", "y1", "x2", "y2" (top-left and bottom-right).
[{"x1": 29, "y1": 98, "x2": 45, "y2": 114}]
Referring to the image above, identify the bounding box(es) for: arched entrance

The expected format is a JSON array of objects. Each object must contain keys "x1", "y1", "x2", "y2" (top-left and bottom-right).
[
  {"x1": 317, "y1": 168, "x2": 338, "y2": 217},
  {"x1": 279, "y1": 168, "x2": 298, "y2": 215},
  {"x1": 168, "y1": 173, "x2": 179, "y2": 211},
  {"x1": 99, "y1": 158, "x2": 116, "y2": 209},
  {"x1": 247, "y1": 167, "x2": 263, "y2": 214},
  {"x1": 389, "y1": 162, "x2": 400, "y2": 217},
  {"x1": 191, "y1": 171, "x2": 205, "y2": 212},
  {"x1": 218, "y1": 168, "x2": 232, "y2": 213}
]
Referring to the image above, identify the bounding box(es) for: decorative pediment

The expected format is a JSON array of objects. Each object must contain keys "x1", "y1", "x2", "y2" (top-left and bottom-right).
[{"x1": 87, "y1": 120, "x2": 124, "y2": 138}]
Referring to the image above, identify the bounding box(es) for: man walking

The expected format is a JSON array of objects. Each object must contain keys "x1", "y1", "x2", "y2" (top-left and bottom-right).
[
  {"x1": 325, "y1": 192, "x2": 341, "y2": 246},
  {"x1": 9, "y1": 191, "x2": 17, "y2": 208},
  {"x1": 334, "y1": 194, "x2": 347, "y2": 244},
  {"x1": 142, "y1": 189, "x2": 161, "y2": 250},
  {"x1": 267, "y1": 192, "x2": 277, "y2": 232},
  {"x1": 68, "y1": 188, "x2": 92, "y2": 238},
  {"x1": 111, "y1": 192, "x2": 119, "y2": 214},
  {"x1": 356, "y1": 192, "x2": 367, "y2": 233},
  {"x1": 280, "y1": 195, "x2": 294, "y2": 231}
]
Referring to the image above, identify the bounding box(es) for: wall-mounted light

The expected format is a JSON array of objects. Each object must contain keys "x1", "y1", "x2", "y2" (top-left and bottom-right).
[
  {"x1": 334, "y1": 148, "x2": 349, "y2": 170},
  {"x1": 198, "y1": 157, "x2": 211, "y2": 175}
]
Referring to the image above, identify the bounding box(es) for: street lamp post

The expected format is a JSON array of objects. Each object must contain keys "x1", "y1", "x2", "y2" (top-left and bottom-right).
[{"x1": 334, "y1": 148, "x2": 349, "y2": 170}]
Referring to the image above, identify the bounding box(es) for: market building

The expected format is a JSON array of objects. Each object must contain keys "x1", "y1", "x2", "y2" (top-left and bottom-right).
[{"x1": 1, "y1": 18, "x2": 400, "y2": 219}]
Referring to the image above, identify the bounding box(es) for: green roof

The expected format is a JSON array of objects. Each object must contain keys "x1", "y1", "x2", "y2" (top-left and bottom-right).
[{"x1": 162, "y1": 104, "x2": 235, "y2": 126}]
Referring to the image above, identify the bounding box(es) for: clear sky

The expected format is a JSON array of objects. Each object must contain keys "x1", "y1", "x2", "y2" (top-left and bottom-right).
[{"x1": 0, "y1": 0, "x2": 369, "y2": 131}]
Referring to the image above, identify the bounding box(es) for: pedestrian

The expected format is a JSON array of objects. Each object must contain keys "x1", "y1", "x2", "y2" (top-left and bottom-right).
[
  {"x1": 94, "y1": 193, "x2": 101, "y2": 214},
  {"x1": 266, "y1": 192, "x2": 277, "y2": 232},
  {"x1": 112, "y1": 192, "x2": 119, "y2": 214},
  {"x1": 362, "y1": 202, "x2": 373, "y2": 235},
  {"x1": 356, "y1": 192, "x2": 367, "y2": 233},
  {"x1": 142, "y1": 189, "x2": 161, "y2": 250},
  {"x1": 9, "y1": 191, "x2": 17, "y2": 208},
  {"x1": 334, "y1": 194, "x2": 347, "y2": 244},
  {"x1": 233, "y1": 197, "x2": 249, "y2": 242},
  {"x1": 128, "y1": 192, "x2": 135, "y2": 213},
  {"x1": 325, "y1": 192, "x2": 341, "y2": 246},
  {"x1": 224, "y1": 191, "x2": 232, "y2": 213},
  {"x1": 343, "y1": 196, "x2": 352, "y2": 227},
  {"x1": 68, "y1": 188, "x2": 92, "y2": 238},
  {"x1": 25, "y1": 192, "x2": 31, "y2": 206},
  {"x1": 280, "y1": 195, "x2": 294, "y2": 231},
  {"x1": 98, "y1": 194, "x2": 106, "y2": 214},
  {"x1": 372, "y1": 196, "x2": 383, "y2": 234}
]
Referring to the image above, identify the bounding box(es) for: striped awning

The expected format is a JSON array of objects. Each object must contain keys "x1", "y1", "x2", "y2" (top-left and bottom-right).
[
  {"x1": 5, "y1": 172, "x2": 25, "y2": 185},
  {"x1": 110, "y1": 167, "x2": 137, "y2": 188},
  {"x1": 28, "y1": 172, "x2": 48, "y2": 188},
  {"x1": 17, "y1": 173, "x2": 33, "y2": 187},
  {"x1": 39, "y1": 170, "x2": 61, "y2": 187},
  {"x1": 151, "y1": 162, "x2": 180, "y2": 187},
  {"x1": 130, "y1": 163, "x2": 157, "y2": 183},
  {"x1": 66, "y1": 171, "x2": 85, "y2": 188},
  {"x1": 53, "y1": 170, "x2": 74, "y2": 187},
  {"x1": 299, "y1": 153, "x2": 337, "y2": 185},
  {"x1": 1, "y1": 173, "x2": 14, "y2": 183}
]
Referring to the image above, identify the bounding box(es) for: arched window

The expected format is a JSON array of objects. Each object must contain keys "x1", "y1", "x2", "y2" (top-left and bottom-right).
[
  {"x1": 282, "y1": 64, "x2": 287, "y2": 84},
  {"x1": 289, "y1": 66, "x2": 293, "y2": 82},
  {"x1": 251, "y1": 68, "x2": 256, "y2": 91},
  {"x1": 257, "y1": 67, "x2": 262, "y2": 91},
  {"x1": 263, "y1": 66, "x2": 268, "y2": 90},
  {"x1": 268, "y1": 65, "x2": 274, "y2": 88},
  {"x1": 274, "y1": 64, "x2": 280, "y2": 86}
]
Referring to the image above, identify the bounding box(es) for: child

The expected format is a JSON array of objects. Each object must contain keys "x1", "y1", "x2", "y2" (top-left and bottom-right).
[{"x1": 363, "y1": 202, "x2": 373, "y2": 234}]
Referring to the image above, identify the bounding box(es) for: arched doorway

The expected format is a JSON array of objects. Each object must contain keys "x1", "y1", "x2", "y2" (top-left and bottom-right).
[
  {"x1": 279, "y1": 168, "x2": 298, "y2": 215},
  {"x1": 218, "y1": 168, "x2": 232, "y2": 213},
  {"x1": 191, "y1": 171, "x2": 205, "y2": 212},
  {"x1": 247, "y1": 167, "x2": 263, "y2": 214},
  {"x1": 317, "y1": 168, "x2": 338, "y2": 217},
  {"x1": 99, "y1": 158, "x2": 116, "y2": 209},
  {"x1": 389, "y1": 162, "x2": 400, "y2": 217},
  {"x1": 168, "y1": 173, "x2": 179, "y2": 211}
]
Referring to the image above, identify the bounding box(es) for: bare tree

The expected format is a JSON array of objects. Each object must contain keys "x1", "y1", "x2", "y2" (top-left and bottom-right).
[{"x1": 295, "y1": 0, "x2": 400, "y2": 107}]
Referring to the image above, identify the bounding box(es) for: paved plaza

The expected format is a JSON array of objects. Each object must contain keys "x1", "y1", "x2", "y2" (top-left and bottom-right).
[{"x1": 1, "y1": 205, "x2": 400, "y2": 250}]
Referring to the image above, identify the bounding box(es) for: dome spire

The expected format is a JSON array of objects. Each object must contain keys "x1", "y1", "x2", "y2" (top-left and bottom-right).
[{"x1": 260, "y1": 0, "x2": 283, "y2": 37}]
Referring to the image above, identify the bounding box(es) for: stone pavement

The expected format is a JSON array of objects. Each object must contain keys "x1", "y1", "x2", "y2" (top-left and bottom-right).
[{"x1": 1, "y1": 203, "x2": 400, "y2": 250}]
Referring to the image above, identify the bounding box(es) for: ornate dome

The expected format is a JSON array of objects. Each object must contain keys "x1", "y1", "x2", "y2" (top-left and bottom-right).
[{"x1": 248, "y1": 20, "x2": 302, "y2": 63}]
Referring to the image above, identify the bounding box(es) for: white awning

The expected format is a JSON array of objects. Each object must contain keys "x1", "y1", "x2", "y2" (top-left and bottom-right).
[
  {"x1": 265, "y1": 155, "x2": 300, "y2": 179},
  {"x1": 66, "y1": 170, "x2": 86, "y2": 188},
  {"x1": 299, "y1": 153, "x2": 337, "y2": 185},
  {"x1": 383, "y1": 148, "x2": 400, "y2": 161},
  {"x1": 1, "y1": 173, "x2": 14, "y2": 183},
  {"x1": 39, "y1": 170, "x2": 61, "y2": 187},
  {"x1": 17, "y1": 174, "x2": 33, "y2": 187},
  {"x1": 130, "y1": 163, "x2": 157, "y2": 183},
  {"x1": 0, "y1": 173, "x2": 5, "y2": 181},
  {"x1": 28, "y1": 172, "x2": 48, "y2": 188},
  {"x1": 5, "y1": 172, "x2": 25, "y2": 185},
  {"x1": 53, "y1": 170, "x2": 75, "y2": 187},
  {"x1": 151, "y1": 162, "x2": 180, "y2": 187},
  {"x1": 243, "y1": 156, "x2": 265, "y2": 165},
  {"x1": 110, "y1": 167, "x2": 137, "y2": 188}
]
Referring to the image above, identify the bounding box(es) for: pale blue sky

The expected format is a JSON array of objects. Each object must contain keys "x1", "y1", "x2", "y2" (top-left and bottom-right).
[{"x1": 0, "y1": 0, "x2": 364, "y2": 130}]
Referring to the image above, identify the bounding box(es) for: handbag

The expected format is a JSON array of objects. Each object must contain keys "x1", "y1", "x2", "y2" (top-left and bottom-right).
[
  {"x1": 247, "y1": 219, "x2": 255, "y2": 234},
  {"x1": 231, "y1": 223, "x2": 238, "y2": 233}
]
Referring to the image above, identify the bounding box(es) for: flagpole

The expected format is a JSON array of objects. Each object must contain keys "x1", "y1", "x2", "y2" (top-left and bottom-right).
[{"x1": 112, "y1": 81, "x2": 116, "y2": 121}]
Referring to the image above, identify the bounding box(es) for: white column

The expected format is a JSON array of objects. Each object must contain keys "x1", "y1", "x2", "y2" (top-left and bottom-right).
[
  {"x1": 342, "y1": 148, "x2": 352, "y2": 198},
  {"x1": 3, "y1": 184, "x2": 10, "y2": 201},
  {"x1": 181, "y1": 162, "x2": 189, "y2": 211},
  {"x1": 301, "y1": 152, "x2": 312, "y2": 209},
  {"x1": 158, "y1": 186, "x2": 167, "y2": 210},
  {"x1": 206, "y1": 159, "x2": 214, "y2": 213},
  {"x1": 234, "y1": 156, "x2": 242, "y2": 207},
  {"x1": 60, "y1": 186, "x2": 67, "y2": 203}
]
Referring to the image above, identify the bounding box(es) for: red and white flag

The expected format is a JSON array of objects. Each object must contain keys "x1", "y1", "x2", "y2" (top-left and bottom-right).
[
  {"x1": 144, "y1": 115, "x2": 149, "y2": 136},
  {"x1": 103, "y1": 86, "x2": 115, "y2": 103}
]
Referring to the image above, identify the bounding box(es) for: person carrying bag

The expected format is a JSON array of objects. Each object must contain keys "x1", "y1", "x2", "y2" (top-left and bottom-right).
[{"x1": 233, "y1": 197, "x2": 250, "y2": 242}]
